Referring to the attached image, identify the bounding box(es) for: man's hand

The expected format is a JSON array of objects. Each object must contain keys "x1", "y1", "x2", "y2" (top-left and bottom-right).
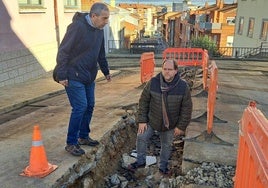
[
  {"x1": 138, "y1": 123, "x2": 147, "y2": 134},
  {"x1": 106, "y1": 74, "x2": 111, "y2": 82},
  {"x1": 59, "y1": 79, "x2": 68, "y2": 87},
  {"x1": 174, "y1": 127, "x2": 185, "y2": 137}
]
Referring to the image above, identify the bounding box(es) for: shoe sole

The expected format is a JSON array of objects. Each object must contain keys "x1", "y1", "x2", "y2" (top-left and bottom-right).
[
  {"x1": 78, "y1": 142, "x2": 99, "y2": 146},
  {"x1": 65, "y1": 147, "x2": 85, "y2": 156}
]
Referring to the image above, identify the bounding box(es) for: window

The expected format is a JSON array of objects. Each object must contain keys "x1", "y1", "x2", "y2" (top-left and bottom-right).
[
  {"x1": 19, "y1": 0, "x2": 43, "y2": 6},
  {"x1": 205, "y1": 14, "x2": 210, "y2": 22},
  {"x1": 226, "y1": 36, "x2": 233, "y2": 47},
  {"x1": 64, "y1": 0, "x2": 79, "y2": 12},
  {"x1": 227, "y1": 17, "x2": 235, "y2": 25},
  {"x1": 213, "y1": 35, "x2": 219, "y2": 46},
  {"x1": 237, "y1": 17, "x2": 244, "y2": 35},
  {"x1": 18, "y1": 0, "x2": 45, "y2": 13},
  {"x1": 65, "y1": 0, "x2": 78, "y2": 8},
  {"x1": 260, "y1": 19, "x2": 268, "y2": 41},
  {"x1": 247, "y1": 18, "x2": 255, "y2": 38}
]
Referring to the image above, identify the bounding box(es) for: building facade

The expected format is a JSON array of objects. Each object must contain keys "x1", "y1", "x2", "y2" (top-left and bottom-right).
[
  {"x1": 0, "y1": 0, "x2": 82, "y2": 87},
  {"x1": 233, "y1": 0, "x2": 268, "y2": 48},
  {"x1": 0, "y1": 0, "x2": 123, "y2": 87}
]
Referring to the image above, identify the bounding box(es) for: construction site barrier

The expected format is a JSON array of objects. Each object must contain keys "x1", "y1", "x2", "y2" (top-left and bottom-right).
[
  {"x1": 140, "y1": 52, "x2": 155, "y2": 84},
  {"x1": 191, "y1": 60, "x2": 227, "y2": 123},
  {"x1": 202, "y1": 49, "x2": 209, "y2": 91},
  {"x1": 234, "y1": 101, "x2": 268, "y2": 188},
  {"x1": 186, "y1": 61, "x2": 230, "y2": 145},
  {"x1": 162, "y1": 47, "x2": 208, "y2": 67},
  {"x1": 207, "y1": 61, "x2": 217, "y2": 134},
  {"x1": 163, "y1": 48, "x2": 209, "y2": 91}
]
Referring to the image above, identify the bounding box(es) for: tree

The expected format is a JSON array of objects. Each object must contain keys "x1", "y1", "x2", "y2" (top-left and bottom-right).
[{"x1": 190, "y1": 36, "x2": 220, "y2": 57}]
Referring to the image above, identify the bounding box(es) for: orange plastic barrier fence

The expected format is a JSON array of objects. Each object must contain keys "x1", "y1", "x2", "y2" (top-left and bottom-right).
[
  {"x1": 234, "y1": 101, "x2": 268, "y2": 188},
  {"x1": 140, "y1": 52, "x2": 155, "y2": 84},
  {"x1": 184, "y1": 60, "x2": 230, "y2": 145},
  {"x1": 162, "y1": 47, "x2": 207, "y2": 67},
  {"x1": 162, "y1": 48, "x2": 209, "y2": 90},
  {"x1": 202, "y1": 49, "x2": 209, "y2": 91},
  {"x1": 206, "y1": 61, "x2": 218, "y2": 134}
]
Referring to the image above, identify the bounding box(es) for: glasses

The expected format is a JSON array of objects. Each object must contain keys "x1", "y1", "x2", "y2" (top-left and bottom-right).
[{"x1": 163, "y1": 68, "x2": 175, "y2": 71}]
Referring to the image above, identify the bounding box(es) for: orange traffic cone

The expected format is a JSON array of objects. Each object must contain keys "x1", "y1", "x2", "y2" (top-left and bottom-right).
[{"x1": 20, "y1": 125, "x2": 58, "y2": 178}]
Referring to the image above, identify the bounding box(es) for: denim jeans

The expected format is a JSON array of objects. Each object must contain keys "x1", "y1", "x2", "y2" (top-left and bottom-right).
[
  {"x1": 136, "y1": 125, "x2": 174, "y2": 171},
  {"x1": 65, "y1": 80, "x2": 95, "y2": 145}
]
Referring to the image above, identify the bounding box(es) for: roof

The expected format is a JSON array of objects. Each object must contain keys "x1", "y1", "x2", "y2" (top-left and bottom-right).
[
  {"x1": 194, "y1": 2, "x2": 237, "y2": 14},
  {"x1": 168, "y1": 12, "x2": 182, "y2": 20},
  {"x1": 219, "y1": 4, "x2": 237, "y2": 13},
  {"x1": 164, "y1": 12, "x2": 180, "y2": 19}
]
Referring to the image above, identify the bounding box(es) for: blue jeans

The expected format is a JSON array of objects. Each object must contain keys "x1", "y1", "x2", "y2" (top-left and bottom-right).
[
  {"x1": 65, "y1": 80, "x2": 95, "y2": 145},
  {"x1": 136, "y1": 125, "x2": 174, "y2": 171}
]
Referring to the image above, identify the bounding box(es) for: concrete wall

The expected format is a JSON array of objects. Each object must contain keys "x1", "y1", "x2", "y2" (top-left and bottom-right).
[{"x1": 233, "y1": 0, "x2": 268, "y2": 48}]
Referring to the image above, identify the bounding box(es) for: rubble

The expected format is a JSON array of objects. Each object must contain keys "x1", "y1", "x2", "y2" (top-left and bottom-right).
[{"x1": 104, "y1": 133, "x2": 235, "y2": 188}]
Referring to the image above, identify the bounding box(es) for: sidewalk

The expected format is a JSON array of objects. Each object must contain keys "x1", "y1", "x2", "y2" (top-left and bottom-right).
[{"x1": 0, "y1": 70, "x2": 118, "y2": 115}]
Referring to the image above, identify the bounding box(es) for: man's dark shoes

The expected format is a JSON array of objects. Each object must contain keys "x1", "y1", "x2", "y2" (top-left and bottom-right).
[
  {"x1": 159, "y1": 168, "x2": 171, "y2": 176},
  {"x1": 128, "y1": 161, "x2": 146, "y2": 172},
  {"x1": 78, "y1": 137, "x2": 99, "y2": 146},
  {"x1": 65, "y1": 144, "x2": 85, "y2": 156}
]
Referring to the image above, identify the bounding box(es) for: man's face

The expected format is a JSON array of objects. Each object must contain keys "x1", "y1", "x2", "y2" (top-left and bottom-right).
[
  {"x1": 162, "y1": 60, "x2": 178, "y2": 82},
  {"x1": 91, "y1": 10, "x2": 109, "y2": 29}
]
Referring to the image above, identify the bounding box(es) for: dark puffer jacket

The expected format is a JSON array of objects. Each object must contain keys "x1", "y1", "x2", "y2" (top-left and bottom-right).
[
  {"x1": 137, "y1": 73, "x2": 193, "y2": 132},
  {"x1": 56, "y1": 12, "x2": 110, "y2": 84}
]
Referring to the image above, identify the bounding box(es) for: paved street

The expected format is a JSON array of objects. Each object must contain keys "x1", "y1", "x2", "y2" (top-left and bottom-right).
[{"x1": 0, "y1": 58, "x2": 267, "y2": 187}]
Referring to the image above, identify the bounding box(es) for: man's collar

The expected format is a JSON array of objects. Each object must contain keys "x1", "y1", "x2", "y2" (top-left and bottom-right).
[{"x1": 85, "y1": 14, "x2": 97, "y2": 28}]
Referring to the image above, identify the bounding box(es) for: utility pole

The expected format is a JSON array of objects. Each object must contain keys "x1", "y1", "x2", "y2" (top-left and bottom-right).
[{"x1": 53, "y1": 0, "x2": 60, "y2": 47}]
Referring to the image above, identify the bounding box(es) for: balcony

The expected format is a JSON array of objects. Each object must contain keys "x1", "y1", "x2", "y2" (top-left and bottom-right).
[{"x1": 199, "y1": 22, "x2": 221, "y2": 30}]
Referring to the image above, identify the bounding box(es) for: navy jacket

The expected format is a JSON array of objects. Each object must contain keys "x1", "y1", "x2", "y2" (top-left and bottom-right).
[{"x1": 56, "y1": 12, "x2": 110, "y2": 84}]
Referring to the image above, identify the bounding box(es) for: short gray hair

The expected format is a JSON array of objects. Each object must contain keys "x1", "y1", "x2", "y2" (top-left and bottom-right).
[{"x1": 89, "y1": 3, "x2": 109, "y2": 16}]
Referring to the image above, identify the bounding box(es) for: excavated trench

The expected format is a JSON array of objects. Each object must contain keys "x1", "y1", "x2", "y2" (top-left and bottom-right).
[
  {"x1": 52, "y1": 111, "x2": 186, "y2": 188},
  {"x1": 52, "y1": 112, "x2": 235, "y2": 188}
]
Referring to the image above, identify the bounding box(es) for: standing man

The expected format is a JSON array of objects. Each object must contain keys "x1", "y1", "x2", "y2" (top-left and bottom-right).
[
  {"x1": 55, "y1": 3, "x2": 111, "y2": 156},
  {"x1": 128, "y1": 59, "x2": 193, "y2": 174}
]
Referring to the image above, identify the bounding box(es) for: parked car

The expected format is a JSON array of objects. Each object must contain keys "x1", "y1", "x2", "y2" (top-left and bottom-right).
[{"x1": 130, "y1": 37, "x2": 168, "y2": 54}]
